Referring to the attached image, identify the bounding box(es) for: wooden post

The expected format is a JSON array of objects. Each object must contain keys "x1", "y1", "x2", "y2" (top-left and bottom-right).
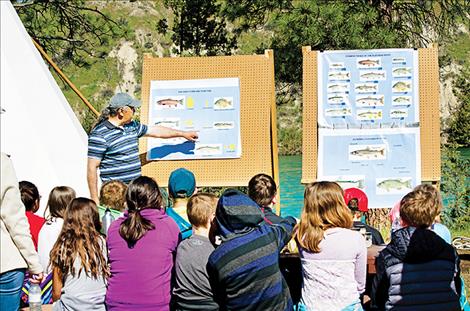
[{"x1": 32, "y1": 39, "x2": 100, "y2": 117}]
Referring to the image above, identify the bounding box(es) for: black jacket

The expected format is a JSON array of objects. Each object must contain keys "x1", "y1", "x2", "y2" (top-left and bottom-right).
[
  {"x1": 371, "y1": 227, "x2": 461, "y2": 311},
  {"x1": 353, "y1": 221, "x2": 384, "y2": 245}
]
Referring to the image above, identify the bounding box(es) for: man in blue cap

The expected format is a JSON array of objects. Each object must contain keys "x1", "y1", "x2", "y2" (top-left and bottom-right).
[{"x1": 87, "y1": 93, "x2": 198, "y2": 203}]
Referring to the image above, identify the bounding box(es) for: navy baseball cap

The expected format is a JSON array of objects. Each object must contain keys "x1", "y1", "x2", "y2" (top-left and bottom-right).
[{"x1": 108, "y1": 93, "x2": 141, "y2": 109}]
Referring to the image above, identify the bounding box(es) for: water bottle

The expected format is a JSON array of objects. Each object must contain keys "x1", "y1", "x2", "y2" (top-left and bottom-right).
[
  {"x1": 29, "y1": 283, "x2": 42, "y2": 311},
  {"x1": 102, "y1": 207, "x2": 115, "y2": 235}
]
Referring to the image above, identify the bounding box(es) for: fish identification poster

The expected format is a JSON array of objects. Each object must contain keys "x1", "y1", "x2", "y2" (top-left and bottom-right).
[
  {"x1": 147, "y1": 78, "x2": 241, "y2": 161},
  {"x1": 317, "y1": 49, "x2": 421, "y2": 208}
]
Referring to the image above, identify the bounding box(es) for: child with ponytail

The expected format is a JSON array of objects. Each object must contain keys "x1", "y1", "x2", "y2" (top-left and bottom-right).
[{"x1": 106, "y1": 176, "x2": 181, "y2": 310}]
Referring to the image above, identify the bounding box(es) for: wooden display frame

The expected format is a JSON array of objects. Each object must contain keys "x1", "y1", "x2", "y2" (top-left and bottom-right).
[
  {"x1": 301, "y1": 46, "x2": 441, "y2": 185},
  {"x1": 139, "y1": 51, "x2": 279, "y2": 206}
]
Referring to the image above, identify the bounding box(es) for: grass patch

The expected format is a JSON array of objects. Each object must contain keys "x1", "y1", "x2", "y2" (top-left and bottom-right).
[
  {"x1": 451, "y1": 226, "x2": 470, "y2": 239},
  {"x1": 446, "y1": 33, "x2": 470, "y2": 67}
]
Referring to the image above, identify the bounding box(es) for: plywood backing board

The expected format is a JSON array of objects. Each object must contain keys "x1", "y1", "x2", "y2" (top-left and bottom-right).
[
  {"x1": 418, "y1": 47, "x2": 440, "y2": 181},
  {"x1": 301, "y1": 46, "x2": 441, "y2": 184},
  {"x1": 140, "y1": 51, "x2": 278, "y2": 189},
  {"x1": 301, "y1": 46, "x2": 318, "y2": 184}
]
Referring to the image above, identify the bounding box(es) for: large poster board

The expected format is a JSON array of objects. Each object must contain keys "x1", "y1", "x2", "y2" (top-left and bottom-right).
[
  {"x1": 140, "y1": 51, "x2": 279, "y2": 195},
  {"x1": 318, "y1": 49, "x2": 419, "y2": 127},
  {"x1": 317, "y1": 49, "x2": 421, "y2": 208},
  {"x1": 302, "y1": 46, "x2": 441, "y2": 208},
  {"x1": 147, "y1": 78, "x2": 241, "y2": 160}
]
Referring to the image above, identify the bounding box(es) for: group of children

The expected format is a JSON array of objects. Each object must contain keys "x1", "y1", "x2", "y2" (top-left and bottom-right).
[{"x1": 16, "y1": 168, "x2": 465, "y2": 311}]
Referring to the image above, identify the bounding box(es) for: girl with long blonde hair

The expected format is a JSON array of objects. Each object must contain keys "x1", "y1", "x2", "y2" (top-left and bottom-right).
[
  {"x1": 296, "y1": 181, "x2": 366, "y2": 311},
  {"x1": 49, "y1": 198, "x2": 108, "y2": 311}
]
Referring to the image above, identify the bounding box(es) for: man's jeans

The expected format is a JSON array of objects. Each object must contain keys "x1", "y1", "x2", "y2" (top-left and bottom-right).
[{"x1": 0, "y1": 268, "x2": 26, "y2": 311}]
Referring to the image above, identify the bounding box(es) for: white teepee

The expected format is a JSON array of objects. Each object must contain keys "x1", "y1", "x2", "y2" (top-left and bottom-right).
[{"x1": 1, "y1": 1, "x2": 90, "y2": 213}]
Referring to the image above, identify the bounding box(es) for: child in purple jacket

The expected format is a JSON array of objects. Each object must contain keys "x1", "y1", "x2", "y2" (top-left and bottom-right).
[{"x1": 106, "y1": 176, "x2": 181, "y2": 311}]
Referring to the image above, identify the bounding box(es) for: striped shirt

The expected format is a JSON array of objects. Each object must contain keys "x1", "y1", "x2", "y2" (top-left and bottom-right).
[
  {"x1": 88, "y1": 120, "x2": 147, "y2": 183},
  {"x1": 208, "y1": 217, "x2": 296, "y2": 311}
]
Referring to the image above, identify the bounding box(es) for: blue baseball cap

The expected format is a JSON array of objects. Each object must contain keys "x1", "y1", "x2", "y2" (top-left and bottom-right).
[
  {"x1": 108, "y1": 93, "x2": 141, "y2": 109},
  {"x1": 168, "y1": 168, "x2": 196, "y2": 198}
]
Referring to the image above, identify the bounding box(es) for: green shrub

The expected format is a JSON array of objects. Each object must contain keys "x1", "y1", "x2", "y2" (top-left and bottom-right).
[{"x1": 440, "y1": 144, "x2": 470, "y2": 229}]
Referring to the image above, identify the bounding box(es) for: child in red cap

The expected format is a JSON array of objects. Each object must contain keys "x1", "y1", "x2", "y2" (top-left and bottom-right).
[{"x1": 343, "y1": 187, "x2": 384, "y2": 245}]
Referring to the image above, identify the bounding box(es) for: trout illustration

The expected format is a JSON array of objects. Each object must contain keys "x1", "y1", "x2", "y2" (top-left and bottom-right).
[
  {"x1": 328, "y1": 72, "x2": 350, "y2": 80},
  {"x1": 358, "y1": 59, "x2": 380, "y2": 66},
  {"x1": 377, "y1": 179, "x2": 412, "y2": 192},
  {"x1": 390, "y1": 110, "x2": 408, "y2": 117},
  {"x1": 155, "y1": 120, "x2": 179, "y2": 127},
  {"x1": 355, "y1": 84, "x2": 378, "y2": 92},
  {"x1": 196, "y1": 145, "x2": 220, "y2": 151},
  {"x1": 156, "y1": 98, "x2": 183, "y2": 107},
  {"x1": 328, "y1": 84, "x2": 348, "y2": 92},
  {"x1": 360, "y1": 72, "x2": 385, "y2": 79},
  {"x1": 326, "y1": 108, "x2": 351, "y2": 116},
  {"x1": 357, "y1": 110, "x2": 382, "y2": 119},
  {"x1": 356, "y1": 96, "x2": 384, "y2": 106},
  {"x1": 336, "y1": 179, "x2": 365, "y2": 189},
  {"x1": 350, "y1": 147, "x2": 385, "y2": 158},
  {"x1": 328, "y1": 95, "x2": 347, "y2": 104},
  {"x1": 392, "y1": 57, "x2": 406, "y2": 63},
  {"x1": 213, "y1": 122, "x2": 234, "y2": 129},
  {"x1": 330, "y1": 63, "x2": 344, "y2": 68}
]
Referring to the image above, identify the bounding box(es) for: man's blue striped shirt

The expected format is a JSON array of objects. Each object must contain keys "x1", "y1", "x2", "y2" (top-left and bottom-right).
[{"x1": 88, "y1": 120, "x2": 147, "y2": 184}]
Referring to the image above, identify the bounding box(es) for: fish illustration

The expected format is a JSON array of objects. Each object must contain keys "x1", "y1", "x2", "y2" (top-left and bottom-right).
[
  {"x1": 392, "y1": 81, "x2": 411, "y2": 92},
  {"x1": 390, "y1": 110, "x2": 408, "y2": 118},
  {"x1": 355, "y1": 84, "x2": 378, "y2": 92},
  {"x1": 357, "y1": 110, "x2": 382, "y2": 119},
  {"x1": 393, "y1": 67, "x2": 411, "y2": 75},
  {"x1": 393, "y1": 96, "x2": 411, "y2": 104},
  {"x1": 328, "y1": 84, "x2": 348, "y2": 92},
  {"x1": 328, "y1": 72, "x2": 350, "y2": 80},
  {"x1": 155, "y1": 120, "x2": 179, "y2": 127},
  {"x1": 336, "y1": 179, "x2": 365, "y2": 189},
  {"x1": 326, "y1": 108, "x2": 351, "y2": 116},
  {"x1": 377, "y1": 179, "x2": 412, "y2": 192},
  {"x1": 350, "y1": 147, "x2": 385, "y2": 158},
  {"x1": 196, "y1": 145, "x2": 220, "y2": 152},
  {"x1": 328, "y1": 95, "x2": 347, "y2": 104},
  {"x1": 392, "y1": 57, "x2": 406, "y2": 63},
  {"x1": 356, "y1": 96, "x2": 384, "y2": 106},
  {"x1": 156, "y1": 98, "x2": 183, "y2": 107},
  {"x1": 214, "y1": 122, "x2": 234, "y2": 129},
  {"x1": 360, "y1": 72, "x2": 385, "y2": 80},
  {"x1": 214, "y1": 98, "x2": 232, "y2": 109},
  {"x1": 330, "y1": 63, "x2": 344, "y2": 68},
  {"x1": 358, "y1": 59, "x2": 380, "y2": 66}
]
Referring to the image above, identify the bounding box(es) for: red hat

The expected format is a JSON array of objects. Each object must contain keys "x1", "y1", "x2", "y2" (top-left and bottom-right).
[{"x1": 343, "y1": 187, "x2": 368, "y2": 212}]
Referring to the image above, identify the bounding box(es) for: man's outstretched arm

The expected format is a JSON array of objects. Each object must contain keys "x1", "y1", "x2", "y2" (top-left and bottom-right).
[{"x1": 145, "y1": 125, "x2": 198, "y2": 141}]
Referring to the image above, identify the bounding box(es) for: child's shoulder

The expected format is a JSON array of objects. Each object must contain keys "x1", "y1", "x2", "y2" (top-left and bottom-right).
[
  {"x1": 178, "y1": 235, "x2": 213, "y2": 253},
  {"x1": 162, "y1": 212, "x2": 182, "y2": 231}
]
